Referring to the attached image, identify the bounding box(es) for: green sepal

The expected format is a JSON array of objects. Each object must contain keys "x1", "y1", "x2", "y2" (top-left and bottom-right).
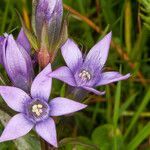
[
  {"x1": 40, "y1": 23, "x2": 49, "y2": 51},
  {"x1": 52, "y1": 17, "x2": 68, "y2": 55}
]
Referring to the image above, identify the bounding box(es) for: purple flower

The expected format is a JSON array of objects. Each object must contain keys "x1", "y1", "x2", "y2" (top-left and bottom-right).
[
  {"x1": 34, "y1": 0, "x2": 63, "y2": 42},
  {"x1": 1, "y1": 30, "x2": 33, "y2": 92},
  {"x1": 0, "y1": 64, "x2": 87, "y2": 147},
  {"x1": 32, "y1": 0, "x2": 67, "y2": 67},
  {"x1": 49, "y1": 32, "x2": 130, "y2": 95}
]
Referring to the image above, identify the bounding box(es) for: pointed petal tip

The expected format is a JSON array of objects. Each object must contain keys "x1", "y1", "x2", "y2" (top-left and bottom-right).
[
  {"x1": 120, "y1": 73, "x2": 131, "y2": 80},
  {"x1": 79, "y1": 103, "x2": 88, "y2": 109},
  {"x1": 83, "y1": 103, "x2": 88, "y2": 108},
  {"x1": 100, "y1": 91, "x2": 106, "y2": 95},
  {"x1": 126, "y1": 73, "x2": 131, "y2": 78},
  {"x1": 62, "y1": 38, "x2": 75, "y2": 48},
  {"x1": 108, "y1": 31, "x2": 112, "y2": 35},
  {"x1": 17, "y1": 28, "x2": 31, "y2": 53},
  {"x1": 105, "y1": 31, "x2": 112, "y2": 39},
  {"x1": 53, "y1": 142, "x2": 58, "y2": 148},
  {"x1": 96, "y1": 91, "x2": 106, "y2": 96},
  {"x1": 122, "y1": 73, "x2": 131, "y2": 80},
  {"x1": 50, "y1": 139, "x2": 58, "y2": 148}
]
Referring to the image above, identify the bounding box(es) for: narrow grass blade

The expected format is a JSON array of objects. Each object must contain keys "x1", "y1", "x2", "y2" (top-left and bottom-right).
[
  {"x1": 113, "y1": 81, "x2": 121, "y2": 150},
  {"x1": 124, "y1": 88, "x2": 150, "y2": 140},
  {"x1": 126, "y1": 122, "x2": 150, "y2": 150},
  {"x1": 119, "y1": 93, "x2": 137, "y2": 116}
]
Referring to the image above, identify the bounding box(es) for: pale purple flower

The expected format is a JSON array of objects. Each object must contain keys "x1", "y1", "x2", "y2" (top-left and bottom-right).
[
  {"x1": 34, "y1": 0, "x2": 63, "y2": 44},
  {"x1": 0, "y1": 64, "x2": 87, "y2": 147},
  {"x1": 1, "y1": 30, "x2": 33, "y2": 92},
  {"x1": 49, "y1": 32, "x2": 130, "y2": 95},
  {"x1": 32, "y1": 0, "x2": 66, "y2": 67}
]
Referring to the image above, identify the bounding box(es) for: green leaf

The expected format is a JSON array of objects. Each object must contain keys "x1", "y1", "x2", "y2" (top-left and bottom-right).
[
  {"x1": 92, "y1": 124, "x2": 123, "y2": 150},
  {"x1": 59, "y1": 137, "x2": 98, "y2": 150}
]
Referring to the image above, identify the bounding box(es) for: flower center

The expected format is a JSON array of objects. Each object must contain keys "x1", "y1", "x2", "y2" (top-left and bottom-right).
[
  {"x1": 79, "y1": 70, "x2": 91, "y2": 81},
  {"x1": 32, "y1": 104, "x2": 43, "y2": 117},
  {"x1": 25, "y1": 99, "x2": 50, "y2": 123}
]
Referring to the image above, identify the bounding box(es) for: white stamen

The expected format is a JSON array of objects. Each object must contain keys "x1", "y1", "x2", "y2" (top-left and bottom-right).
[
  {"x1": 38, "y1": 104, "x2": 43, "y2": 108},
  {"x1": 32, "y1": 105, "x2": 38, "y2": 110},
  {"x1": 36, "y1": 112, "x2": 41, "y2": 116},
  {"x1": 39, "y1": 109, "x2": 43, "y2": 113},
  {"x1": 79, "y1": 70, "x2": 91, "y2": 81},
  {"x1": 32, "y1": 104, "x2": 44, "y2": 116}
]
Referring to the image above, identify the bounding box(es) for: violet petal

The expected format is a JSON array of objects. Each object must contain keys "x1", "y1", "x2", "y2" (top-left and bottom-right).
[
  {"x1": 82, "y1": 86, "x2": 105, "y2": 95},
  {"x1": 31, "y1": 63, "x2": 52, "y2": 101},
  {"x1": 0, "y1": 86, "x2": 30, "y2": 112},
  {"x1": 84, "y1": 32, "x2": 112, "y2": 69},
  {"x1": 0, "y1": 113, "x2": 34, "y2": 142},
  {"x1": 49, "y1": 66, "x2": 76, "y2": 86},
  {"x1": 96, "y1": 72, "x2": 130, "y2": 86},
  {"x1": 35, "y1": 118, "x2": 57, "y2": 147},
  {"x1": 61, "y1": 39, "x2": 83, "y2": 72},
  {"x1": 16, "y1": 28, "x2": 31, "y2": 54},
  {"x1": 50, "y1": 97, "x2": 87, "y2": 116}
]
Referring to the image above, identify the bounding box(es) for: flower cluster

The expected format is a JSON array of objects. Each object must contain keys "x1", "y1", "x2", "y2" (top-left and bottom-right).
[{"x1": 0, "y1": 0, "x2": 130, "y2": 148}]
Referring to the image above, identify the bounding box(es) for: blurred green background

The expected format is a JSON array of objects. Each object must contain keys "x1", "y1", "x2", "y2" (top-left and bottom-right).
[{"x1": 0, "y1": 0, "x2": 150, "y2": 149}]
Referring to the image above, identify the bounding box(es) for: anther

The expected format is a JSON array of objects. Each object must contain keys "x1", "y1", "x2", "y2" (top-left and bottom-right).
[
  {"x1": 38, "y1": 104, "x2": 43, "y2": 108},
  {"x1": 79, "y1": 70, "x2": 91, "y2": 81},
  {"x1": 31, "y1": 104, "x2": 44, "y2": 116}
]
